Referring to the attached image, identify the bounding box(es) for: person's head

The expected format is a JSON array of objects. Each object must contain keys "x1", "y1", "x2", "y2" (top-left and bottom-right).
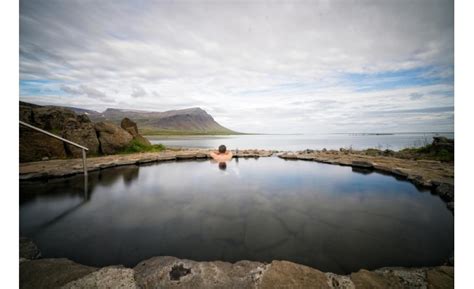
[
  {"x1": 218, "y1": 144, "x2": 226, "y2": 153},
  {"x1": 218, "y1": 162, "x2": 227, "y2": 170}
]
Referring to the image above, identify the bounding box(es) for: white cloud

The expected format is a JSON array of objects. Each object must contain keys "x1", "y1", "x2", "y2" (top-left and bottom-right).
[{"x1": 19, "y1": 0, "x2": 454, "y2": 133}]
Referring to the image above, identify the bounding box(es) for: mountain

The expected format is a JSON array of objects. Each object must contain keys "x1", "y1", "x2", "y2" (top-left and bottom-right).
[
  {"x1": 19, "y1": 101, "x2": 240, "y2": 135},
  {"x1": 89, "y1": 107, "x2": 239, "y2": 135}
]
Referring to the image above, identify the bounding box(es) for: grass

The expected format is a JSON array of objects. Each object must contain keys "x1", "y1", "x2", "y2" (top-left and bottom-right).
[
  {"x1": 397, "y1": 144, "x2": 453, "y2": 162},
  {"x1": 119, "y1": 139, "x2": 166, "y2": 154}
]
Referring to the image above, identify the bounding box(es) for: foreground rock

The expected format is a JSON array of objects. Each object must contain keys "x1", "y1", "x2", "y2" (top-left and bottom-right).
[
  {"x1": 18, "y1": 239, "x2": 453, "y2": 289},
  {"x1": 61, "y1": 266, "x2": 137, "y2": 289},
  {"x1": 259, "y1": 260, "x2": 330, "y2": 289},
  {"x1": 134, "y1": 256, "x2": 267, "y2": 289},
  {"x1": 19, "y1": 255, "x2": 454, "y2": 289},
  {"x1": 20, "y1": 259, "x2": 97, "y2": 289},
  {"x1": 20, "y1": 237, "x2": 41, "y2": 261}
]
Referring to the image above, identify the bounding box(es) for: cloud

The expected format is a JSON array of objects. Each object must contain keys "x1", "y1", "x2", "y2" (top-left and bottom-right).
[
  {"x1": 19, "y1": 0, "x2": 454, "y2": 133},
  {"x1": 409, "y1": 92, "x2": 424, "y2": 100},
  {"x1": 131, "y1": 86, "x2": 147, "y2": 98},
  {"x1": 60, "y1": 85, "x2": 110, "y2": 100}
]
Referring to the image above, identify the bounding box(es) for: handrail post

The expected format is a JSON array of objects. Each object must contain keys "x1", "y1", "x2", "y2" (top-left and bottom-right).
[{"x1": 82, "y1": 148, "x2": 88, "y2": 177}]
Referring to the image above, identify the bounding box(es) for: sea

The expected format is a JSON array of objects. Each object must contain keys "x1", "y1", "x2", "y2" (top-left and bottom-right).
[{"x1": 146, "y1": 132, "x2": 454, "y2": 151}]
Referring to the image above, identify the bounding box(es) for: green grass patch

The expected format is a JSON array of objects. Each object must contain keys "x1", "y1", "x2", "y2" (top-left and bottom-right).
[
  {"x1": 120, "y1": 139, "x2": 166, "y2": 154},
  {"x1": 397, "y1": 143, "x2": 453, "y2": 162}
]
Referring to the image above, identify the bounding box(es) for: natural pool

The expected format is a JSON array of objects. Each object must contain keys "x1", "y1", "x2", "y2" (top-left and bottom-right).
[{"x1": 20, "y1": 157, "x2": 453, "y2": 274}]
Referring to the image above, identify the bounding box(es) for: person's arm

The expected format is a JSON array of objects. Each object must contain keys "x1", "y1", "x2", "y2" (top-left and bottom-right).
[{"x1": 210, "y1": 151, "x2": 218, "y2": 159}]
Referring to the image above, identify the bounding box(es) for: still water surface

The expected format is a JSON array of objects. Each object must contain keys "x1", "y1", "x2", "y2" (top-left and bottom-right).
[
  {"x1": 147, "y1": 132, "x2": 454, "y2": 151},
  {"x1": 20, "y1": 158, "x2": 453, "y2": 274}
]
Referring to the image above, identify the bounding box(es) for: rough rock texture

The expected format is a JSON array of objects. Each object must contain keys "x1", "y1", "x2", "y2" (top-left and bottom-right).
[
  {"x1": 259, "y1": 260, "x2": 330, "y2": 289},
  {"x1": 63, "y1": 115, "x2": 100, "y2": 157},
  {"x1": 426, "y1": 266, "x2": 454, "y2": 289},
  {"x1": 20, "y1": 127, "x2": 67, "y2": 162},
  {"x1": 94, "y1": 121, "x2": 133, "y2": 154},
  {"x1": 19, "y1": 104, "x2": 101, "y2": 162},
  {"x1": 18, "y1": 248, "x2": 454, "y2": 289},
  {"x1": 20, "y1": 258, "x2": 97, "y2": 289},
  {"x1": 61, "y1": 266, "x2": 138, "y2": 289},
  {"x1": 121, "y1": 117, "x2": 151, "y2": 146},
  {"x1": 30, "y1": 106, "x2": 78, "y2": 131},
  {"x1": 134, "y1": 256, "x2": 268, "y2": 289},
  {"x1": 351, "y1": 269, "x2": 405, "y2": 288},
  {"x1": 20, "y1": 237, "x2": 41, "y2": 260}
]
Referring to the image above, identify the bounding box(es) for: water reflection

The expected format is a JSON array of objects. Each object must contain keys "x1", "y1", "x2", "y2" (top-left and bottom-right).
[{"x1": 19, "y1": 158, "x2": 453, "y2": 274}]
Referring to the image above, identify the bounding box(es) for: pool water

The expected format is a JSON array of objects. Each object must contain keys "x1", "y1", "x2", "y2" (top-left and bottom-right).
[{"x1": 20, "y1": 157, "x2": 454, "y2": 274}]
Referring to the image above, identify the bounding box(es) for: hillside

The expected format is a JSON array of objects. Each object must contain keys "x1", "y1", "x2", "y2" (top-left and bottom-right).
[{"x1": 20, "y1": 102, "x2": 240, "y2": 135}]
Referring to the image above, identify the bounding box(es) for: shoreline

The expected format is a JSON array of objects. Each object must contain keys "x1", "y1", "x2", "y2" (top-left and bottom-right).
[
  {"x1": 20, "y1": 238, "x2": 453, "y2": 289},
  {"x1": 19, "y1": 148, "x2": 454, "y2": 209}
]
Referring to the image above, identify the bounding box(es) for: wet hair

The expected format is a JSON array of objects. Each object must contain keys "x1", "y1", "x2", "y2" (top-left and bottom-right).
[
  {"x1": 218, "y1": 162, "x2": 227, "y2": 170},
  {"x1": 218, "y1": 145, "x2": 226, "y2": 153}
]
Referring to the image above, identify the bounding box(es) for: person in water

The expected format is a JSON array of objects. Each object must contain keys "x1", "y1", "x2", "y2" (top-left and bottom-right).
[{"x1": 210, "y1": 145, "x2": 233, "y2": 169}]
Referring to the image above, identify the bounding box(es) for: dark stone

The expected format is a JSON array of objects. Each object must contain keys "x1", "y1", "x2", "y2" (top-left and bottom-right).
[
  {"x1": 170, "y1": 264, "x2": 192, "y2": 281},
  {"x1": 19, "y1": 104, "x2": 99, "y2": 161},
  {"x1": 20, "y1": 237, "x2": 41, "y2": 260},
  {"x1": 63, "y1": 116, "x2": 100, "y2": 157},
  {"x1": 352, "y1": 160, "x2": 374, "y2": 168},
  {"x1": 435, "y1": 183, "x2": 454, "y2": 201},
  {"x1": 20, "y1": 127, "x2": 67, "y2": 162},
  {"x1": 20, "y1": 258, "x2": 96, "y2": 289},
  {"x1": 426, "y1": 266, "x2": 454, "y2": 289}
]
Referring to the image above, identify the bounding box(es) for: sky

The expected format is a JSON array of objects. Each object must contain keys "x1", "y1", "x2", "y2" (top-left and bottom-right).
[{"x1": 19, "y1": 0, "x2": 454, "y2": 134}]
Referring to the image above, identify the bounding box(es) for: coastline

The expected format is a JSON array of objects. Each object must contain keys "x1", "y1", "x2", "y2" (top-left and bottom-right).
[{"x1": 19, "y1": 148, "x2": 454, "y2": 209}]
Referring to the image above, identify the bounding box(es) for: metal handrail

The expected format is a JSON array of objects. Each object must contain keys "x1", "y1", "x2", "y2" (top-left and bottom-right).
[{"x1": 20, "y1": 120, "x2": 89, "y2": 176}]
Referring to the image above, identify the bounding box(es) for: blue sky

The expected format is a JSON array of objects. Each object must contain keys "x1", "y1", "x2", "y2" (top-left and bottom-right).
[{"x1": 19, "y1": 0, "x2": 454, "y2": 133}]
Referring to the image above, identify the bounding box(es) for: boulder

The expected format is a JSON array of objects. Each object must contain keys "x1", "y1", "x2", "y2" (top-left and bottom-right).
[
  {"x1": 19, "y1": 237, "x2": 41, "y2": 260},
  {"x1": 426, "y1": 266, "x2": 454, "y2": 289},
  {"x1": 63, "y1": 115, "x2": 100, "y2": 157},
  {"x1": 20, "y1": 127, "x2": 67, "y2": 162},
  {"x1": 259, "y1": 260, "x2": 330, "y2": 289},
  {"x1": 19, "y1": 104, "x2": 100, "y2": 161},
  {"x1": 351, "y1": 269, "x2": 405, "y2": 289},
  {"x1": 435, "y1": 183, "x2": 454, "y2": 201},
  {"x1": 121, "y1": 117, "x2": 151, "y2": 146},
  {"x1": 352, "y1": 160, "x2": 374, "y2": 169},
  {"x1": 20, "y1": 258, "x2": 97, "y2": 289},
  {"x1": 31, "y1": 106, "x2": 77, "y2": 131},
  {"x1": 61, "y1": 266, "x2": 138, "y2": 289},
  {"x1": 95, "y1": 121, "x2": 133, "y2": 154},
  {"x1": 134, "y1": 256, "x2": 267, "y2": 289}
]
